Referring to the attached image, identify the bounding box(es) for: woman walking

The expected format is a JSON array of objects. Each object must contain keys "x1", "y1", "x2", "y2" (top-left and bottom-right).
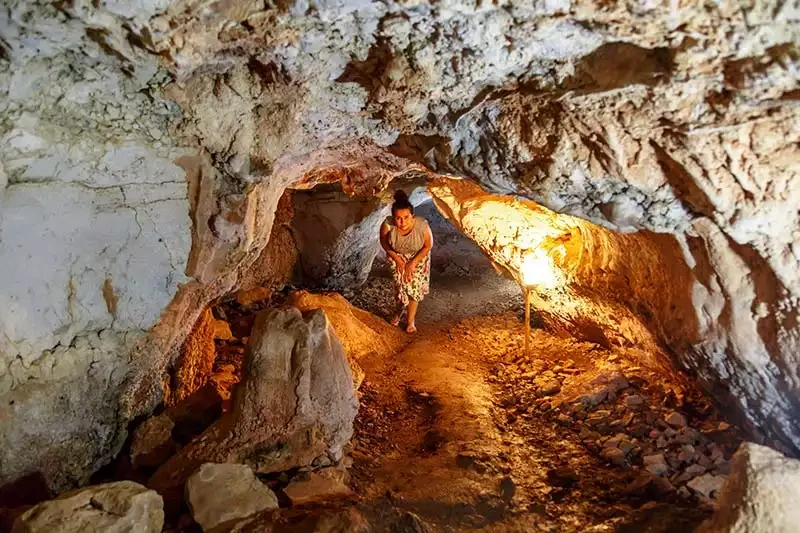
[{"x1": 379, "y1": 190, "x2": 433, "y2": 333}]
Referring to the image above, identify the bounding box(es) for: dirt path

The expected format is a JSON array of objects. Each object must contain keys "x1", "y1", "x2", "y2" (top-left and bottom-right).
[{"x1": 343, "y1": 269, "x2": 733, "y2": 532}]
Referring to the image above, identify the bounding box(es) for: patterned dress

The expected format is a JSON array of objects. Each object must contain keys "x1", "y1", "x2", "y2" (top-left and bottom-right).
[{"x1": 385, "y1": 216, "x2": 431, "y2": 305}]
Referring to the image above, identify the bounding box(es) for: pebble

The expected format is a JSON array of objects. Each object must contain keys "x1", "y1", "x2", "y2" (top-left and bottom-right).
[
  {"x1": 687, "y1": 474, "x2": 726, "y2": 498},
  {"x1": 644, "y1": 454, "x2": 668, "y2": 476},
  {"x1": 665, "y1": 412, "x2": 688, "y2": 428},
  {"x1": 625, "y1": 394, "x2": 644, "y2": 407},
  {"x1": 602, "y1": 447, "x2": 627, "y2": 466},
  {"x1": 678, "y1": 445, "x2": 695, "y2": 462},
  {"x1": 685, "y1": 464, "x2": 706, "y2": 476}
]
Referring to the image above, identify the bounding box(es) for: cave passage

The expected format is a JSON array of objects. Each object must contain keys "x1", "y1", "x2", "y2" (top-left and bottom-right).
[{"x1": 87, "y1": 178, "x2": 745, "y2": 532}]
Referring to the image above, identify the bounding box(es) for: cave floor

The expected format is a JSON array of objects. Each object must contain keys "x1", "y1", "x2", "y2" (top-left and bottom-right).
[{"x1": 334, "y1": 270, "x2": 742, "y2": 532}]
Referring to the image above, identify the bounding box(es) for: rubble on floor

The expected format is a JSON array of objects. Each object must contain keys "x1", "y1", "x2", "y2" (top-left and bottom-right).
[{"x1": 489, "y1": 330, "x2": 745, "y2": 507}]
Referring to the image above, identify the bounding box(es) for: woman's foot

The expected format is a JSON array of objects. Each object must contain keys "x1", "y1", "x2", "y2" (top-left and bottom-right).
[
  {"x1": 390, "y1": 314, "x2": 401, "y2": 327},
  {"x1": 406, "y1": 323, "x2": 417, "y2": 333}
]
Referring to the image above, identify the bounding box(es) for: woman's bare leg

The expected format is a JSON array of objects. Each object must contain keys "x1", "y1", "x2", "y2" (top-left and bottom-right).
[
  {"x1": 390, "y1": 303, "x2": 405, "y2": 326},
  {"x1": 406, "y1": 300, "x2": 419, "y2": 333}
]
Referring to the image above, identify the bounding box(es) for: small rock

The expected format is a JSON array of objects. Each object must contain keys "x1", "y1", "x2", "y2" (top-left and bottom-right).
[
  {"x1": 625, "y1": 395, "x2": 644, "y2": 408},
  {"x1": 709, "y1": 444, "x2": 724, "y2": 462},
  {"x1": 676, "y1": 427, "x2": 700, "y2": 445},
  {"x1": 644, "y1": 454, "x2": 668, "y2": 476},
  {"x1": 284, "y1": 466, "x2": 353, "y2": 506},
  {"x1": 678, "y1": 445, "x2": 695, "y2": 463},
  {"x1": 12, "y1": 481, "x2": 163, "y2": 532},
  {"x1": 586, "y1": 412, "x2": 610, "y2": 426},
  {"x1": 687, "y1": 473, "x2": 726, "y2": 498},
  {"x1": 657, "y1": 436, "x2": 668, "y2": 449},
  {"x1": 186, "y1": 463, "x2": 278, "y2": 531},
  {"x1": 557, "y1": 414, "x2": 572, "y2": 425},
  {"x1": 579, "y1": 389, "x2": 608, "y2": 407},
  {"x1": 651, "y1": 476, "x2": 675, "y2": 495},
  {"x1": 678, "y1": 486, "x2": 691, "y2": 499},
  {"x1": 602, "y1": 447, "x2": 627, "y2": 466},
  {"x1": 685, "y1": 464, "x2": 707, "y2": 476},
  {"x1": 579, "y1": 426, "x2": 600, "y2": 441},
  {"x1": 666, "y1": 412, "x2": 688, "y2": 428}
]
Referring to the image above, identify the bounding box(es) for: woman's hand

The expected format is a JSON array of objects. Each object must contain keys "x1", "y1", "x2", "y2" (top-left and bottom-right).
[
  {"x1": 391, "y1": 253, "x2": 406, "y2": 273},
  {"x1": 403, "y1": 260, "x2": 418, "y2": 282}
]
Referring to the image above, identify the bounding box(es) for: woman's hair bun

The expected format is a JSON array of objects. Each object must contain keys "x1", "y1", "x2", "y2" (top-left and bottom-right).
[{"x1": 393, "y1": 189, "x2": 409, "y2": 203}]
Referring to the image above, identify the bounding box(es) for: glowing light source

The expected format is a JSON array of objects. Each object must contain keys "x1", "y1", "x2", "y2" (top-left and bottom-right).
[{"x1": 520, "y1": 249, "x2": 558, "y2": 289}]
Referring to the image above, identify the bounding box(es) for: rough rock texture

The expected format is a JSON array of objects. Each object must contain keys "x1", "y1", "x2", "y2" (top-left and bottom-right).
[
  {"x1": 429, "y1": 177, "x2": 698, "y2": 369},
  {"x1": 130, "y1": 414, "x2": 176, "y2": 469},
  {"x1": 292, "y1": 185, "x2": 390, "y2": 289},
  {"x1": 699, "y1": 442, "x2": 800, "y2": 533},
  {"x1": 283, "y1": 466, "x2": 353, "y2": 506},
  {"x1": 1, "y1": 0, "x2": 798, "y2": 490},
  {"x1": 11, "y1": 481, "x2": 163, "y2": 533},
  {"x1": 288, "y1": 291, "x2": 408, "y2": 390},
  {"x1": 427, "y1": 172, "x2": 800, "y2": 452},
  {"x1": 224, "y1": 507, "x2": 370, "y2": 533},
  {"x1": 235, "y1": 191, "x2": 298, "y2": 302},
  {"x1": 186, "y1": 463, "x2": 278, "y2": 531},
  {"x1": 149, "y1": 307, "x2": 358, "y2": 492},
  {"x1": 0, "y1": 0, "x2": 192, "y2": 491},
  {"x1": 169, "y1": 308, "x2": 216, "y2": 406}
]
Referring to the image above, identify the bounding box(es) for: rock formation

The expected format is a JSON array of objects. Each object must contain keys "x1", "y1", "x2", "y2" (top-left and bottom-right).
[
  {"x1": 288, "y1": 290, "x2": 408, "y2": 389},
  {"x1": 0, "y1": 0, "x2": 798, "y2": 490},
  {"x1": 11, "y1": 481, "x2": 163, "y2": 533},
  {"x1": 185, "y1": 463, "x2": 279, "y2": 531},
  {"x1": 699, "y1": 442, "x2": 800, "y2": 533},
  {"x1": 148, "y1": 307, "x2": 358, "y2": 492}
]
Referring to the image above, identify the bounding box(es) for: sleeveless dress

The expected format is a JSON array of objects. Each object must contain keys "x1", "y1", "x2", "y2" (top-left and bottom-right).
[{"x1": 385, "y1": 216, "x2": 431, "y2": 305}]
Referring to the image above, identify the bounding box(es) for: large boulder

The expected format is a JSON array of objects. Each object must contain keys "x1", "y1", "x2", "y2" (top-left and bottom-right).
[
  {"x1": 149, "y1": 307, "x2": 358, "y2": 492},
  {"x1": 12, "y1": 481, "x2": 163, "y2": 533},
  {"x1": 698, "y1": 442, "x2": 800, "y2": 533},
  {"x1": 186, "y1": 463, "x2": 278, "y2": 531}
]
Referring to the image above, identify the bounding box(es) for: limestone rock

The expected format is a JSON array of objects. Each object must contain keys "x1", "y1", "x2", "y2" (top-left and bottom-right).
[
  {"x1": 283, "y1": 467, "x2": 353, "y2": 506},
  {"x1": 698, "y1": 442, "x2": 800, "y2": 533},
  {"x1": 170, "y1": 309, "x2": 217, "y2": 406},
  {"x1": 644, "y1": 454, "x2": 668, "y2": 476},
  {"x1": 288, "y1": 291, "x2": 408, "y2": 390},
  {"x1": 665, "y1": 412, "x2": 688, "y2": 428},
  {"x1": 12, "y1": 481, "x2": 163, "y2": 533},
  {"x1": 186, "y1": 463, "x2": 278, "y2": 531},
  {"x1": 130, "y1": 414, "x2": 176, "y2": 469},
  {"x1": 149, "y1": 307, "x2": 358, "y2": 492},
  {"x1": 687, "y1": 474, "x2": 726, "y2": 499}
]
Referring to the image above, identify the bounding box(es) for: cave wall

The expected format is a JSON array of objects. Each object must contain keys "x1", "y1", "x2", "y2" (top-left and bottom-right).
[
  {"x1": 0, "y1": 0, "x2": 798, "y2": 490},
  {"x1": 429, "y1": 176, "x2": 800, "y2": 453},
  {"x1": 291, "y1": 186, "x2": 390, "y2": 289}
]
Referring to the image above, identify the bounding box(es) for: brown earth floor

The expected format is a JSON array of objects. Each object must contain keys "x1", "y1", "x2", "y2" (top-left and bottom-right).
[{"x1": 335, "y1": 267, "x2": 741, "y2": 532}]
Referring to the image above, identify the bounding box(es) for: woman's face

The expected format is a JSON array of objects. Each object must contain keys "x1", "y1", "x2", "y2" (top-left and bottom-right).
[{"x1": 393, "y1": 208, "x2": 414, "y2": 232}]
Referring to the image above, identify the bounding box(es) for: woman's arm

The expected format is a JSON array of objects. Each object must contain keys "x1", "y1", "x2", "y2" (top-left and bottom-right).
[
  {"x1": 380, "y1": 222, "x2": 405, "y2": 266},
  {"x1": 405, "y1": 224, "x2": 432, "y2": 273}
]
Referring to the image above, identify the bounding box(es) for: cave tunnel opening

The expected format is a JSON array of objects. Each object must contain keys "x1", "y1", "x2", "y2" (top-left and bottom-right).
[{"x1": 103, "y1": 172, "x2": 750, "y2": 532}]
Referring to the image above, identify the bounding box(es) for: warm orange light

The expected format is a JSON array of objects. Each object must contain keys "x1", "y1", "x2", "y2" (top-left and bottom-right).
[{"x1": 521, "y1": 249, "x2": 559, "y2": 289}]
